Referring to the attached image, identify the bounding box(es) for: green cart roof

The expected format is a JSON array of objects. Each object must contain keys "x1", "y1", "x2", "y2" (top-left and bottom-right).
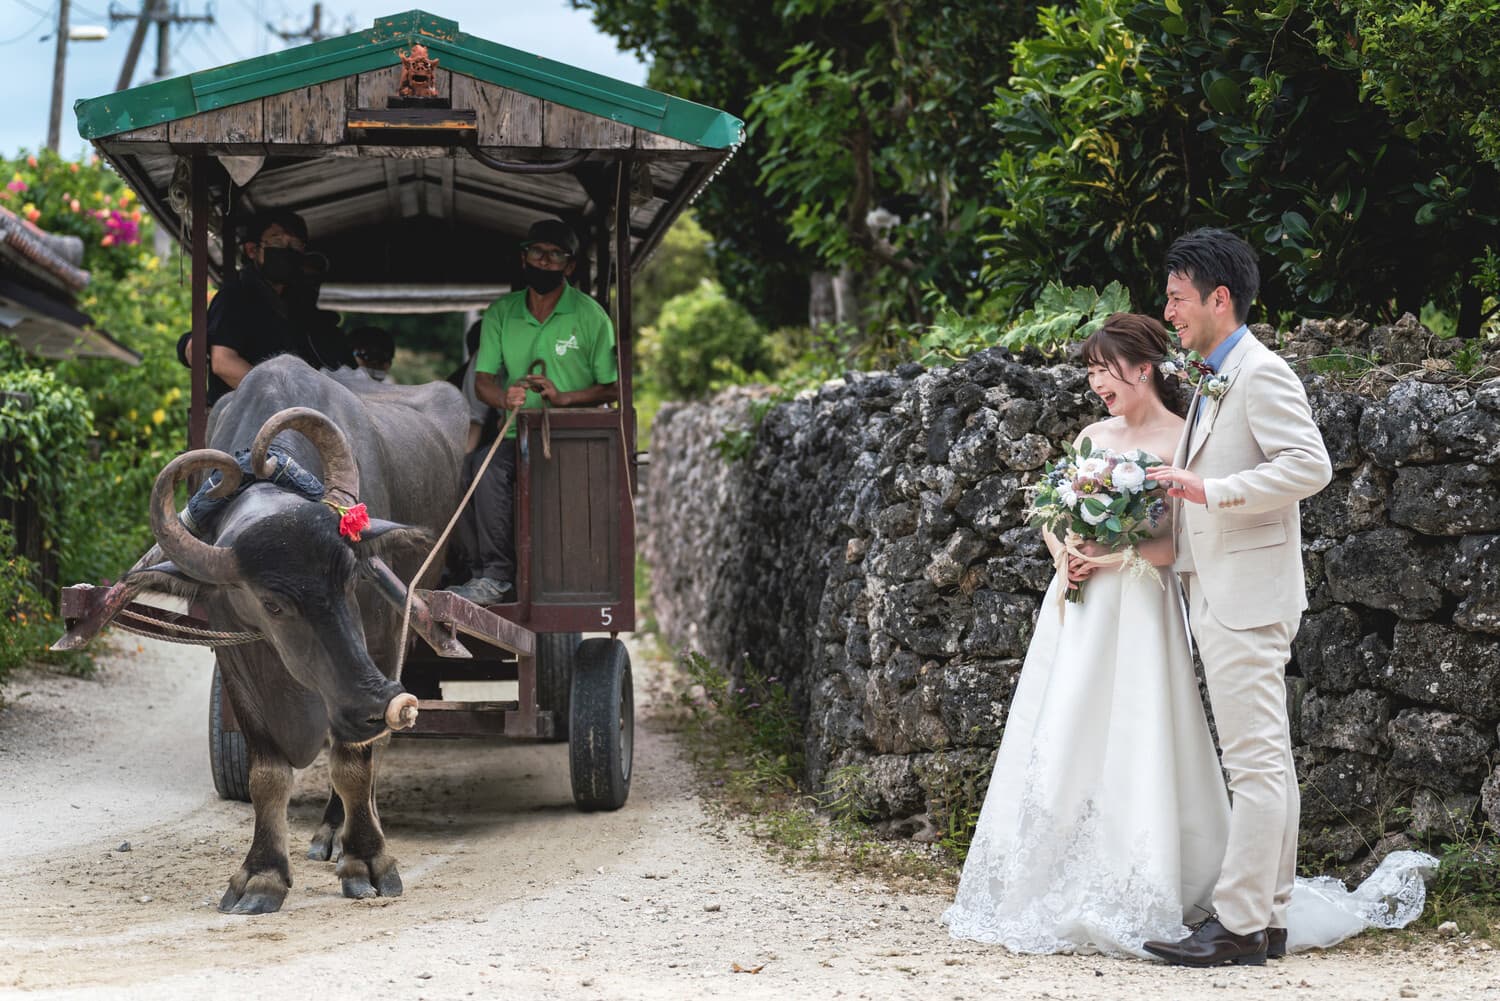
[
  {"x1": 75, "y1": 9, "x2": 741, "y2": 150},
  {"x1": 70, "y1": 10, "x2": 743, "y2": 299}
]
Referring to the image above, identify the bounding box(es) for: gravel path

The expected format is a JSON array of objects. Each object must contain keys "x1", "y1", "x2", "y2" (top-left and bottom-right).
[{"x1": 0, "y1": 635, "x2": 1496, "y2": 1000}]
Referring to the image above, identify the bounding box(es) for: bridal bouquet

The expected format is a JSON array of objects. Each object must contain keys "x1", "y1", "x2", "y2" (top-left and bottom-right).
[{"x1": 1028, "y1": 438, "x2": 1169, "y2": 602}]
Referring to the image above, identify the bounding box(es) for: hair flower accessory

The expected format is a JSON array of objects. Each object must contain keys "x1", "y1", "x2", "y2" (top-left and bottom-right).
[
  {"x1": 324, "y1": 500, "x2": 370, "y2": 541},
  {"x1": 1160, "y1": 350, "x2": 1214, "y2": 384},
  {"x1": 1160, "y1": 347, "x2": 1233, "y2": 402}
]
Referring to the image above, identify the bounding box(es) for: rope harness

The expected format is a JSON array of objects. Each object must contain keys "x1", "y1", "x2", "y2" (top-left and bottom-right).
[{"x1": 113, "y1": 606, "x2": 262, "y2": 647}]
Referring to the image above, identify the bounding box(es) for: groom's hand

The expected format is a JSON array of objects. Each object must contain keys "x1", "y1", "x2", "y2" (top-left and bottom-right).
[{"x1": 1147, "y1": 466, "x2": 1206, "y2": 506}]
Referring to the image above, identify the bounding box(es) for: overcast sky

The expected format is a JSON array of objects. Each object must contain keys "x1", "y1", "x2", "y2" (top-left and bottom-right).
[{"x1": 5, "y1": 0, "x2": 649, "y2": 159}]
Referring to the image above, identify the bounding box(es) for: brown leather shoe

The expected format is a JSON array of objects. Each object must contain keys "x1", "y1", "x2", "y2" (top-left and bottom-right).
[
  {"x1": 1143, "y1": 918, "x2": 1268, "y2": 967},
  {"x1": 1266, "y1": 926, "x2": 1287, "y2": 959}
]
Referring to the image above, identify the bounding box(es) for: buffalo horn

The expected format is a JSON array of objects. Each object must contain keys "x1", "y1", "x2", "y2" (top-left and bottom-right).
[
  {"x1": 250, "y1": 407, "x2": 360, "y2": 509},
  {"x1": 149, "y1": 450, "x2": 243, "y2": 585}
]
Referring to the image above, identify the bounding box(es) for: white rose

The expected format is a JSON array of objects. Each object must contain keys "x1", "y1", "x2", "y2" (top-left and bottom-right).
[
  {"x1": 1080, "y1": 502, "x2": 1111, "y2": 526},
  {"x1": 1077, "y1": 456, "x2": 1108, "y2": 479},
  {"x1": 1112, "y1": 460, "x2": 1146, "y2": 492}
]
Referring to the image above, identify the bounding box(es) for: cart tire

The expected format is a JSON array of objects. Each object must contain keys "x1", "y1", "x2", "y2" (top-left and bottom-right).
[
  {"x1": 209, "y1": 665, "x2": 251, "y2": 802},
  {"x1": 568, "y1": 638, "x2": 633, "y2": 811},
  {"x1": 536, "y1": 631, "x2": 581, "y2": 742}
]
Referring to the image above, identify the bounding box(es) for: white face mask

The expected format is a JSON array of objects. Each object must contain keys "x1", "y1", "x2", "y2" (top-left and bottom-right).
[{"x1": 366, "y1": 368, "x2": 389, "y2": 382}]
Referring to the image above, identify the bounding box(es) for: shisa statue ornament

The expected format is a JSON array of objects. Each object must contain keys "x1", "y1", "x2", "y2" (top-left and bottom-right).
[{"x1": 397, "y1": 43, "x2": 440, "y2": 98}]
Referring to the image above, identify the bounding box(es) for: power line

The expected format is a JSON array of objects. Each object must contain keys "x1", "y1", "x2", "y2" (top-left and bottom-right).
[{"x1": 0, "y1": 8, "x2": 51, "y2": 45}]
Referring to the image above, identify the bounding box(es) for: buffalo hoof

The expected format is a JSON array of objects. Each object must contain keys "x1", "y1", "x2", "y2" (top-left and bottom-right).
[
  {"x1": 306, "y1": 824, "x2": 343, "y2": 862},
  {"x1": 337, "y1": 853, "x2": 403, "y2": 900},
  {"x1": 219, "y1": 870, "x2": 290, "y2": 915}
]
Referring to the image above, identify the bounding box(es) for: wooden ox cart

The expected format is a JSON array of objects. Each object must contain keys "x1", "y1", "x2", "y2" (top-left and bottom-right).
[{"x1": 58, "y1": 9, "x2": 741, "y2": 811}]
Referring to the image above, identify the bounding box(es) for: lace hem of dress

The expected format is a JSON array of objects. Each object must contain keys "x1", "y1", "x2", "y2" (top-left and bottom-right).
[{"x1": 941, "y1": 756, "x2": 1191, "y2": 958}]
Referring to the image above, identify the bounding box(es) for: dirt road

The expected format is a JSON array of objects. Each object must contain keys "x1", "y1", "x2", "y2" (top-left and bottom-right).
[{"x1": 1, "y1": 636, "x2": 1496, "y2": 1001}]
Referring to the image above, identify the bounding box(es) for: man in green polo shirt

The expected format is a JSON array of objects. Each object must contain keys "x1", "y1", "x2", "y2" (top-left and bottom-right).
[{"x1": 446, "y1": 219, "x2": 619, "y2": 605}]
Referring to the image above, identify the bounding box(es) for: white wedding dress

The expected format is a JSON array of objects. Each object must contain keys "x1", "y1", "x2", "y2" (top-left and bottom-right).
[
  {"x1": 942, "y1": 555, "x2": 1229, "y2": 957},
  {"x1": 942, "y1": 550, "x2": 1437, "y2": 958}
]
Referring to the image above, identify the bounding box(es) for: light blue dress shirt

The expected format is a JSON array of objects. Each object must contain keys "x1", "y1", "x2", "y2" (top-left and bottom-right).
[{"x1": 1196, "y1": 324, "x2": 1249, "y2": 422}]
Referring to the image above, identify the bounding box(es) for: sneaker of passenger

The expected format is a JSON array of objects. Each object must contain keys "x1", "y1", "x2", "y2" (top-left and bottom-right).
[{"x1": 444, "y1": 576, "x2": 513, "y2": 606}]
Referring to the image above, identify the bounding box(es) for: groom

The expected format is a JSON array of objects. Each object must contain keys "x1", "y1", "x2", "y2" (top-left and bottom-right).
[{"x1": 1144, "y1": 228, "x2": 1333, "y2": 967}]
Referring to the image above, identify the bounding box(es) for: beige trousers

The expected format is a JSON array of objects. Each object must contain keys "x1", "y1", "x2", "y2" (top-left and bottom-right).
[{"x1": 1181, "y1": 572, "x2": 1300, "y2": 935}]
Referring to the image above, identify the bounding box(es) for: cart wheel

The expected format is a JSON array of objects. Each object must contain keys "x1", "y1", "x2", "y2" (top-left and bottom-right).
[
  {"x1": 209, "y1": 664, "x2": 251, "y2": 802},
  {"x1": 536, "y1": 631, "x2": 581, "y2": 742},
  {"x1": 568, "y1": 638, "x2": 633, "y2": 811}
]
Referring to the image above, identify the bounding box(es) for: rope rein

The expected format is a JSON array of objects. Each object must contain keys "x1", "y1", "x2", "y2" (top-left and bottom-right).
[{"x1": 392, "y1": 405, "x2": 521, "y2": 674}]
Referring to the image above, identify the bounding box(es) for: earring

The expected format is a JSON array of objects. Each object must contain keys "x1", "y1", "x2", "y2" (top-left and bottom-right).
[{"x1": 1139, "y1": 373, "x2": 1149, "y2": 383}]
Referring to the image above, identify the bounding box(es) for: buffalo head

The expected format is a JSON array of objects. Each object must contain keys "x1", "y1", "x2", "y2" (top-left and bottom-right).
[{"x1": 132, "y1": 408, "x2": 424, "y2": 744}]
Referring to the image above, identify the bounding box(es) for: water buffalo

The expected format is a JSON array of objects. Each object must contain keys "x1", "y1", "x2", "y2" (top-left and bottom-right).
[{"x1": 128, "y1": 355, "x2": 467, "y2": 913}]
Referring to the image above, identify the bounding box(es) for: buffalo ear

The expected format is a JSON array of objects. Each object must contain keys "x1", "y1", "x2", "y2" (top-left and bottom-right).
[
  {"x1": 352, "y1": 520, "x2": 434, "y2": 561},
  {"x1": 124, "y1": 561, "x2": 204, "y2": 598}
]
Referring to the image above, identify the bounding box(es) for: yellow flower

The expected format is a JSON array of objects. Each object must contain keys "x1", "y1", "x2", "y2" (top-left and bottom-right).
[
  {"x1": 151, "y1": 408, "x2": 165, "y2": 425},
  {"x1": 127, "y1": 408, "x2": 138, "y2": 420}
]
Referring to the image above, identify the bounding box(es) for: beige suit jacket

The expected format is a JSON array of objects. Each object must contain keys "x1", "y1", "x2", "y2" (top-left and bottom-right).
[{"x1": 1172, "y1": 333, "x2": 1333, "y2": 631}]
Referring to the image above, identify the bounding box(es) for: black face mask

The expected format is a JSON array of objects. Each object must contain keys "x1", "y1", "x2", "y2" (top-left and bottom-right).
[
  {"x1": 522, "y1": 264, "x2": 566, "y2": 295},
  {"x1": 259, "y1": 246, "x2": 306, "y2": 285}
]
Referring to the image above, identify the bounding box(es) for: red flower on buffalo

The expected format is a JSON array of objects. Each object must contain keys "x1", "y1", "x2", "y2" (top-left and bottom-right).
[{"x1": 324, "y1": 501, "x2": 370, "y2": 541}]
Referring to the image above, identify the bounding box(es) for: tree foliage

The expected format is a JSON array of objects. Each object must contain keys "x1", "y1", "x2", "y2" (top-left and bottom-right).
[
  {"x1": 574, "y1": 0, "x2": 1037, "y2": 341},
  {"x1": 984, "y1": 0, "x2": 1500, "y2": 336},
  {"x1": 633, "y1": 213, "x2": 715, "y2": 332},
  {"x1": 582, "y1": 0, "x2": 1500, "y2": 351}
]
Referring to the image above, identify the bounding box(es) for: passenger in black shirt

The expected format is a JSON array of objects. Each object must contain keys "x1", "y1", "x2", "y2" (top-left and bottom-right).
[{"x1": 177, "y1": 209, "x2": 352, "y2": 404}]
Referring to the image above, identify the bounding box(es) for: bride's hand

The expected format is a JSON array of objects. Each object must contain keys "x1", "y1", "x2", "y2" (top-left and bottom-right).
[
  {"x1": 1077, "y1": 540, "x2": 1111, "y2": 563},
  {"x1": 1066, "y1": 552, "x2": 1098, "y2": 582}
]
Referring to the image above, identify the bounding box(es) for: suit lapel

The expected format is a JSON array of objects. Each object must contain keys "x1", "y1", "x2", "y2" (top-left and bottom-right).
[{"x1": 1186, "y1": 334, "x2": 1256, "y2": 465}]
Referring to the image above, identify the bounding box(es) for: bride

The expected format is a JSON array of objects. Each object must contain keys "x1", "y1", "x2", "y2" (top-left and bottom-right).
[
  {"x1": 942, "y1": 312, "x2": 1227, "y2": 957},
  {"x1": 940, "y1": 313, "x2": 1432, "y2": 958}
]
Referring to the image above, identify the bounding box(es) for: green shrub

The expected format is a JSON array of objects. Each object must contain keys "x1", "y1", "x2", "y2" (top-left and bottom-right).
[
  {"x1": 0, "y1": 360, "x2": 93, "y2": 562},
  {"x1": 0, "y1": 524, "x2": 88, "y2": 687},
  {"x1": 639, "y1": 280, "x2": 770, "y2": 399},
  {"x1": 0, "y1": 150, "x2": 194, "y2": 584}
]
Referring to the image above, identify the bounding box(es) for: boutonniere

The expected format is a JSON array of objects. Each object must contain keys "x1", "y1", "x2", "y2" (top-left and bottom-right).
[{"x1": 1202, "y1": 372, "x2": 1231, "y2": 400}]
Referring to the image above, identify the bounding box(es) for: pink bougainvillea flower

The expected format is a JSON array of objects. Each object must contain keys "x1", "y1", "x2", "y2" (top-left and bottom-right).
[
  {"x1": 6, "y1": 179, "x2": 26, "y2": 193},
  {"x1": 103, "y1": 209, "x2": 140, "y2": 246}
]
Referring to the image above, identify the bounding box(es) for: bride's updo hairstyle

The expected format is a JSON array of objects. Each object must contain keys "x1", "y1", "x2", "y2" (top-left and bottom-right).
[{"x1": 1077, "y1": 312, "x2": 1188, "y2": 417}]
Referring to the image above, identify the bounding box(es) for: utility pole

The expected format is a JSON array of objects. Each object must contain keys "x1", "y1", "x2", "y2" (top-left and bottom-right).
[
  {"x1": 110, "y1": 2, "x2": 215, "y2": 88},
  {"x1": 47, "y1": 0, "x2": 71, "y2": 151},
  {"x1": 269, "y1": 3, "x2": 331, "y2": 45}
]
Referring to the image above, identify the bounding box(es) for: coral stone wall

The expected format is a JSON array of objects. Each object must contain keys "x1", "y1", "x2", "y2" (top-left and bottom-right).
[{"x1": 641, "y1": 317, "x2": 1500, "y2": 870}]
